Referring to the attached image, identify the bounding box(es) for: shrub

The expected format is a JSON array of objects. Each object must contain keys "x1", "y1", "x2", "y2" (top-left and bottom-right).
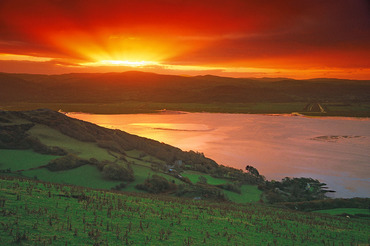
[
  {"x1": 176, "y1": 183, "x2": 227, "y2": 201},
  {"x1": 262, "y1": 177, "x2": 333, "y2": 203},
  {"x1": 111, "y1": 182, "x2": 126, "y2": 190},
  {"x1": 102, "y1": 162, "x2": 134, "y2": 182},
  {"x1": 136, "y1": 175, "x2": 176, "y2": 194},
  {"x1": 46, "y1": 154, "x2": 90, "y2": 171}
]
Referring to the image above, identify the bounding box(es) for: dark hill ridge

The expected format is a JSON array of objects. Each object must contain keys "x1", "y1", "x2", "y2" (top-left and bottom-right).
[
  {"x1": 0, "y1": 71, "x2": 369, "y2": 104},
  {"x1": 0, "y1": 108, "x2": 218, "y2": 168}
]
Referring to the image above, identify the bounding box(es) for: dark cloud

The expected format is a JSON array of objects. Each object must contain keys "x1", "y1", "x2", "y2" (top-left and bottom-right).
[{"x1": 166, "y1": 0, "x2": 370, "y2": 68}]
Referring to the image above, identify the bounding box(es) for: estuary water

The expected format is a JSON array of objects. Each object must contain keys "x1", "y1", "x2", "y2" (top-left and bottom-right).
[{"x1": 70, "y1": 112, "x2": 370, "y2": 198}]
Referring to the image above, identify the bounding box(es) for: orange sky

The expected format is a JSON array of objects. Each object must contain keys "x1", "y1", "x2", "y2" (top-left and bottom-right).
[{"x1": 0, "y1": 0, "x2": 369, "y2": 79}]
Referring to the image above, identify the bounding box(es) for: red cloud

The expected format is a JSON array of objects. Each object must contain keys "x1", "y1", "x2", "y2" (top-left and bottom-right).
[{"x1": 0, "y1": 0, "x2": 369, "y2": 78}]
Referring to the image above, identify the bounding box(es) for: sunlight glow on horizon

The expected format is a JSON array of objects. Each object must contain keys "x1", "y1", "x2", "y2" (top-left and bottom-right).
[
  {"x1": 0, "y1": 1, "x2": 368, "y2": 79},
  {"x1": 0, "y1": 51, "x2": 369, "y2": 80},
  {"x1": 82, "y1": 60, "x2": 160, "y2": 67}
]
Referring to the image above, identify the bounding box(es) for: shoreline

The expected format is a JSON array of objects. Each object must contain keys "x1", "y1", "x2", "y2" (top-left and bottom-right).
[
  {"x1": 1, "y1": 102, "x2": 369, "y2": 118},
  {"x1": 68, "y1": 111, "x2": 370, "y2": 198}
]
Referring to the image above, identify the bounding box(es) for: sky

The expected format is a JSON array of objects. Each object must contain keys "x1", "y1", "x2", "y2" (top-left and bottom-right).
[{"x1": 0, "y1": 0, "x2": 369, "y2": 79}]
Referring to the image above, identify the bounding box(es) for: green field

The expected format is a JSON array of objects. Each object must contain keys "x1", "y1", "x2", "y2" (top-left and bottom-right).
[
  {"x1": 0, "y1": 149, "x2": 56, "y2": 171},
  {"x1": 0, "y1": 146, "x2": 265, "y2": 204},
  {"x1": 0, "y1": 177, "x2": 369, "y2": 245},
  {"x1": 0, "y1": 147, "x2": 186, "y2": 196},
  {"x1": 0, "y1": 148, "x2": 180, "y2": 192},
  {"x1": 29, "y1": 124, "x2": 115, "y2": 161},
  {"x1": 22, "y1": 165, "x2": 121, "y2": 190},
  {"x1": 0, "y1": 148, "x2": 262, "y2": 203},
  {"x1": 182, "y1": 170, "x2": 230, "y2": 185},
  {"x1": 224, "y1": 185, "x2": 262, "y2": 203},
  {"x1": 24, "y1": 123, "x2": 186, "y2": 191}
]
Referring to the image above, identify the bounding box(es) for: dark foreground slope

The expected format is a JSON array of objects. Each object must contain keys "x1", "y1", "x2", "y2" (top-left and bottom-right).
[
  {"x1": 1, "y1": 176, "x2": 369, "y2": 246},
  {"x1": 1, "y1": 71, "x2": 369, "y2": 116}
]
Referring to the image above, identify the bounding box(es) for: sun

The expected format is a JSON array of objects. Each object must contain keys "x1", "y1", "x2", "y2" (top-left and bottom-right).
[
  {"x1": 99, "y1": 60, "x2": 160, "y2": 67},
  {"x1": 82, "y1": 60, "x2": 160, "y2": 68}
]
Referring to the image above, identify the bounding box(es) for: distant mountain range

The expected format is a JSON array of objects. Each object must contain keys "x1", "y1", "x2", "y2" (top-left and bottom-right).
[{"x1": 1, "y1": 71, "x2": 369, "y2": 104}]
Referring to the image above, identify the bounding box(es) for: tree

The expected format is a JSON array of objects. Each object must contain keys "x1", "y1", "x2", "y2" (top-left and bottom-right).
[{"x1": 245, "y1": 165, "x2": 259, "y2": 176}]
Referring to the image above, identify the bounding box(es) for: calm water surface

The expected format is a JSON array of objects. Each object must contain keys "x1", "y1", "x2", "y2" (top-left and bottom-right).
[{"x1": 70, "y1": 112, "x2": 370, "y2": 198}]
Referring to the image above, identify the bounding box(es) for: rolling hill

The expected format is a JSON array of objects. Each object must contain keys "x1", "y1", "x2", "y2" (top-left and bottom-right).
[
  {"x1": 0, "y1": 108, "x2": 264, "y2": 203},
  {"x1": 1, "y1": 71, "x2": 369, "y2": 116}
]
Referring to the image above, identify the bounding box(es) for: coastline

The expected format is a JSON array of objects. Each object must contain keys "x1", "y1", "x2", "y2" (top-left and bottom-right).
[
  {"x1": 1, "y1": 101, "x2": 370, "y2": 118},
  {"x1": 68, "y1": 111, "x2": 370, "y2": 198}
]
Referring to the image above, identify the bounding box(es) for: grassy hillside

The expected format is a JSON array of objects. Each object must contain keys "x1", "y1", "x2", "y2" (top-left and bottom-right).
[
  {"x1": 0, "y1": 149, "x2": 56, "y2": 171},
  {"x1": 1, "y1": 71, "x2": 369, "y2": 116},
  {"x1": 1, "y1": 176, "x2": 369, "y2": 245},
  {"x1": 315, "y1": 208, "x2": 370, "y2": 217}
]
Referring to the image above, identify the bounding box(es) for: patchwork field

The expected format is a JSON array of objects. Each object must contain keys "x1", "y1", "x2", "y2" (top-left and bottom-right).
[
  {"x1": 0, "y1": 107, "x2": 269, "y2": 205},
  {"x1": 0, "y1": 148, "x2": 261, "y2": 203}
]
